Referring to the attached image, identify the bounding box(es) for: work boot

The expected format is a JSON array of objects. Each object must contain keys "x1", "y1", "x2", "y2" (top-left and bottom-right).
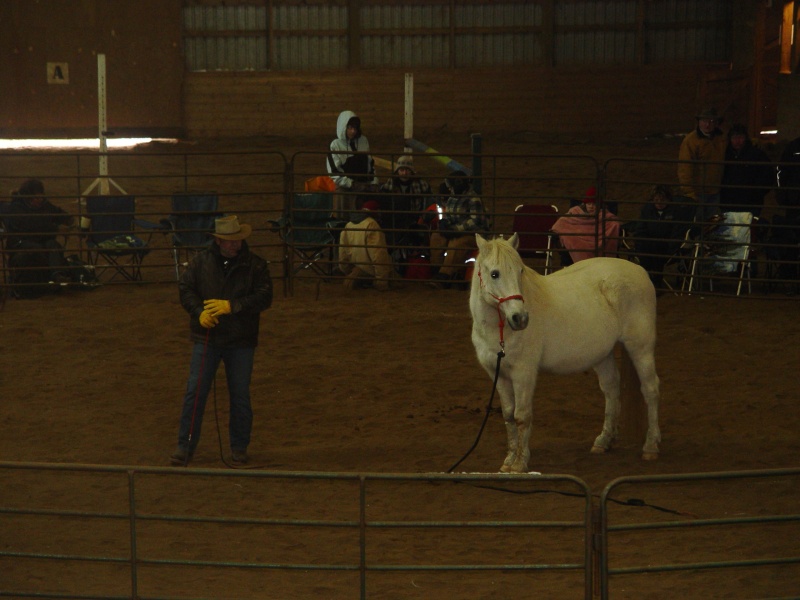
[
  {"x1": 231, "y1": 448, "x2": 249, "y2": 465},
  {"x1": 169, "y1": 445, "x2": 193, "y2": 466}
]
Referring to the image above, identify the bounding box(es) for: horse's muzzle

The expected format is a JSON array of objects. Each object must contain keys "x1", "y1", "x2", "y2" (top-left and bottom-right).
[{"x1": 507, "y1": 310, "x2": 529, "y2": 331}]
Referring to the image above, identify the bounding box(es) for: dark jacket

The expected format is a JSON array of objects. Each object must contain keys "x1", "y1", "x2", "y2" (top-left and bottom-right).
[
  {"x1": 720, "y1": 140, "x2": 773, "y2": 216},
  {"x1": 633, "y1": 201, "x2": 693, "y2": 252},
  {"x1": 778, "y1": 136, "x2": 800, "y2": 222},
  {"x1": 3, "y1": 195, "x2": 72, "y2": 247},
  {"x1": 179, "y1": 241, "x2": 273, "y2": 347}
]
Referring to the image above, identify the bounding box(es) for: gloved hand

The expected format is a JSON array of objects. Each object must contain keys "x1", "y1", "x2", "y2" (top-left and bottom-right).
[
  {"x1": 199, "y1": 309, "x2": 218, "y2": 329},
  {"x1": 204, "y1": 299, "x2": 231, "y2": 317}
]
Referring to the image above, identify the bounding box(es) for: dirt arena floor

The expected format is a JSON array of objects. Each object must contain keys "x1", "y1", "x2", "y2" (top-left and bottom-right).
[{"x1": 1, "y1": 135, "x2": 799, "y2": 598}]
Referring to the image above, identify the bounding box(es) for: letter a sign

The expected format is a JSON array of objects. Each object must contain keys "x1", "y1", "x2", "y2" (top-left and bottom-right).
[{"x1": 47, "y1": 62, "x2": 69, "y2": 84}]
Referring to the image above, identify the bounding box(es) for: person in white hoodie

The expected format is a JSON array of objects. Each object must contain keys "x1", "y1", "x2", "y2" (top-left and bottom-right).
[{"x1": 327, "y1": 110, "x2": 377, "y2": 217}]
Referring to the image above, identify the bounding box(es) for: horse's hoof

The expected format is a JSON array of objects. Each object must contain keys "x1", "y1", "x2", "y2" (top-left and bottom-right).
[
  {"x1": 499, "y1": 464, "x2": 512, "y2": 473},
  {"x1": 641, "y1": 451, "x2": 659, "y2": 461},
  {"x1": 590, "y1": 445, "x2": 608, "y2": 454}
]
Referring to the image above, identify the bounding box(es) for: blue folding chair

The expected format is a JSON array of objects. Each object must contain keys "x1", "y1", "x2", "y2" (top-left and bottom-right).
[
  {"x1": 160, "y1": 193, "x2": 221, "y2": 280},
  {"x1": 83, "y1": 195, "x2": 158, "y2": 281}
]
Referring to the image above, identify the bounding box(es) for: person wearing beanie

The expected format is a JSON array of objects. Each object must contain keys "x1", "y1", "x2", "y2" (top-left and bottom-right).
[
  {"x1": 551, "y1": 185, "x2": 621, "y2": 264},
  {"x1": 720, "y1": 124, "x2": 773, "y2": 217},
  {"x1": 327, "y1": 110, "x2": 377, "y2": 218},
  {"x1": 378, "y1": 154, "x2": 433, "y2": 275},
  {"x1": 338, "y1": 199, "x2": 400, "y2": 291},
  {"x1": 677, "y1": 107, "x2": 727, "y2": 220}
]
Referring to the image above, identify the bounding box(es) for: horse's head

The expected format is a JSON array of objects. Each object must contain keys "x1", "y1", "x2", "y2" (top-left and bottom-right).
[{"x1": 474, "y1": 233, "x2": 529, "y2": 331}]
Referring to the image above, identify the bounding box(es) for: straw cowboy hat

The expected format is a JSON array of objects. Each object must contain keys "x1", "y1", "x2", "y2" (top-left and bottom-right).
[{"x1": 212, "y1": 215, "x2": 252, "y2": 240}]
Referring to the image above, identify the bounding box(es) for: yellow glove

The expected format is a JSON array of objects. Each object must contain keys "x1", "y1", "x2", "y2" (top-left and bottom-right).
[
  {"x1": 199, "y1": 309, "x2": 219, "y2": 329},
  {"x1": 203, "y1": 299, "x2": 231, "y2": 317}
]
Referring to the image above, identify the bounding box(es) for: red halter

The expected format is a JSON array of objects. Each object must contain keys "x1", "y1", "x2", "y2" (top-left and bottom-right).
[{"x1": 478, "y1": 269, "x2": 524, "y2": 349}]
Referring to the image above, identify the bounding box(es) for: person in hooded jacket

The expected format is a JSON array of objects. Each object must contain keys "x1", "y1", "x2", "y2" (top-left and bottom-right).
[
  {"x1": 720, "y1": 124, "x2": 774, "y2": 218},
  {"x1": 170, "y1": 215, "x2": 273, "y2": 467},
  {"x1": 338, "y1": 200, "x2": 399, "y2": 291},
  {"x1": 327, "y1": 110, "x2": 377, "y2": 218}
]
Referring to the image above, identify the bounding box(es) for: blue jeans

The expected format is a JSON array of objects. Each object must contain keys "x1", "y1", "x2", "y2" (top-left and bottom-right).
[{"x1": 177, "y1": 343, "x2": 255, "y2": 453}]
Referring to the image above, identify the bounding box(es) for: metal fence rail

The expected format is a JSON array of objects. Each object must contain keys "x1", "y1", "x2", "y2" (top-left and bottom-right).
[
  {"x1": 2, "y1": 148, "x2": 798, "y2": 300},
  {"x1": 0, "y1": 462, "x2": 592, "y2": 599},
  {"x1": 598, "y1": 468, "x2": 800, "y2": 599}
]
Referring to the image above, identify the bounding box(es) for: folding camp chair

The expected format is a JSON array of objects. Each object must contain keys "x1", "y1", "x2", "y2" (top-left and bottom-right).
[
  {"x1": 82, "y1": 195, "x2": 158, "y2": 281},
  {"x1": 159, "y1": 193, "x2": 221, "y2": 280},
  {"x1": 682, "y1": 212, "x2": 753, "y2": 295},
  {"x1": 269, "y1": 191, "x2": 345, "y2": 278},
  {"x1": 511, "y1": 204, "x2": 559, "y2": 274}
]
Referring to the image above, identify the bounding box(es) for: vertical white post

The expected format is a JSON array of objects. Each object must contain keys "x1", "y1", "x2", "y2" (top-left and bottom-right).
[
  {"x1": 97, "y1": 53, "x2": 109, "y2": 194},
  {"x1": 404, "y1": 72, "x2": 414, "y2": 154},
  {"x1": 82, "y1": 53, "x2": 125, "y2": 197}
]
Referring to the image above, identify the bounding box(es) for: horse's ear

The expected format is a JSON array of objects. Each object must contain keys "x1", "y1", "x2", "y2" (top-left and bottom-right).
[
  {"x1": 509, "y1": 232, "x2": 520, "y2": 250},
  {"x1": 475, "y1": 233, "x2": 487, "y2": 252}
]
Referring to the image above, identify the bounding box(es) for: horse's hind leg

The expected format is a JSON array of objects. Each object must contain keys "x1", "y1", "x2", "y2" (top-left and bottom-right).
[
  {"x1": 628, "y1": 349, "x2": 661, "y2": 460},
  {"x1": 591, "y1": 353, "x2": 620, "y2": 454}
]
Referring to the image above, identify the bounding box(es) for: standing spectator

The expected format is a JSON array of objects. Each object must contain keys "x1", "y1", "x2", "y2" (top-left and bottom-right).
[
  {"x1": 551, "y1": 186, "x2": 621, "y2": 264},
  {"x1": 338, "y1": 200, "x2": 399, "y2": 291},
  {"x1": 720, "y1": 124, "x2": 774, "y2": 217},
  {"x1": 774, "y1": 135, "x2": 800, "y2": 283},
  {"x1": 631, "y1": 185, "x2": 693, "y2": 289},
  {"x1": 678, "y1": 108, "x2": 727, "y2": 220},
  {"x1": 378, "y1": 154, "x2": 432, "y2": 274},
  {"x1": 170, "y1": 215, "x2": 273, "y2": 467},
  {"x1": 429, "y1": 170, "x2": 489, "y2": 288},
  {"x1": 327, "y1": 110, "x2": 377, "y2": 217},
  {"x1": 2, "y1": 178, "x2": 72, "y2": 297}
]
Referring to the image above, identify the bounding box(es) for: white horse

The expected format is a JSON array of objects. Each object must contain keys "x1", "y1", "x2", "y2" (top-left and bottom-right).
[{"x1": 470, "y1": 234, "x2": 661, "y2": 473}]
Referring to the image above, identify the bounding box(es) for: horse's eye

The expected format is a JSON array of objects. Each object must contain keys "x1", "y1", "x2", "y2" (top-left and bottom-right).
[{"x1": 491, "y1": 270, "x2": 500, "y2": 279}]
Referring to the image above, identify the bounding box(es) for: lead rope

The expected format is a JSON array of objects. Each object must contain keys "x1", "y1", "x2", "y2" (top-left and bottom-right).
[{"x1": 447, "y1": 269, "x2": 524, "y2": 473}]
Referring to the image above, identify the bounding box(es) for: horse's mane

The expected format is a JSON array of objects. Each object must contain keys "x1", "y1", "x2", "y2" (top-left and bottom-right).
[{"x1": 482, "y1": 236, "x2": 522, "y2": 266}]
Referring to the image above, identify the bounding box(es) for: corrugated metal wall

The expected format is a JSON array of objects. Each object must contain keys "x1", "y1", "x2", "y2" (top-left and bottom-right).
[{"x1": 182, "y1": 0, "x2": 731, "y2": 72}]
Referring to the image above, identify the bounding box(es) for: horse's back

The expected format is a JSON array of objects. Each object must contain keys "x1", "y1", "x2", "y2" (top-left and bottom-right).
[
  {"x1": 537, "y1": 257, "x2": 657, "y2": 355},
  {"x1": 546, "y1": 257, "x2": 654, "y2": 309}
]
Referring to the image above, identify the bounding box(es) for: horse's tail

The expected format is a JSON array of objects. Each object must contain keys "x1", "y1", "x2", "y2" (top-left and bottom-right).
[{"x1": 617, "y1": 343, "x2": 647, "y2": 442}]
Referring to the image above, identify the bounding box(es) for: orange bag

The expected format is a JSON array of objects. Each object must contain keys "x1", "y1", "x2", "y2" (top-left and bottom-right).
[{"x1": 304, "y1": 176, "x2": 336, "y2": 193}]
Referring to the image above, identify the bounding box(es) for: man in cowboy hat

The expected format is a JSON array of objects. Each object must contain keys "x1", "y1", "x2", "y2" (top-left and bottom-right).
[
  {"x1": 170, "y1": 215, "x2": 273, "y2": 467},
  {"x1": 678, "y1": 107, "x2": 727, "y2": 221}
]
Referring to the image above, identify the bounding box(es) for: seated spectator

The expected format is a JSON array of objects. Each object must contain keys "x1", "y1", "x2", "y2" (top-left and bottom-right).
[
  {"x1": 327, "y1": 110, "x2": 377, "y2": 218},
  {"x1": 720, "y1": 124, "x2": 773, "y2": 218},
  {"x1": 551, "y1": 186, "x2": 620, "y2": 264},
  {"x1": 2, "y1": 179, "x2": 73, "y2": 297},
  {"x1": 378, "y1": 154, "x2": 432, "y2": 274},
  {"x1": 630, "y1": 185, "x2": 694, "y2": 289},
  {"x1": 429, "y1": 170, "x2": 489, "y2": 288},
  {"x1": 338, "y1": 200, "x2": 399, "y2": 291}
]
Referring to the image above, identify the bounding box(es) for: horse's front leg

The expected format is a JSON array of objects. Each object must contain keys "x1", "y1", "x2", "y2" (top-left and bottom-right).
[
  {"x1": 591, "y1": 353, "x2": 620, "y2": 454},
  {"x1": 500, "y1": 370, "x2": 536, "y2": 474},
  {"x1": 494, "y1": 376, "x2": 518, "y2": 472}
]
